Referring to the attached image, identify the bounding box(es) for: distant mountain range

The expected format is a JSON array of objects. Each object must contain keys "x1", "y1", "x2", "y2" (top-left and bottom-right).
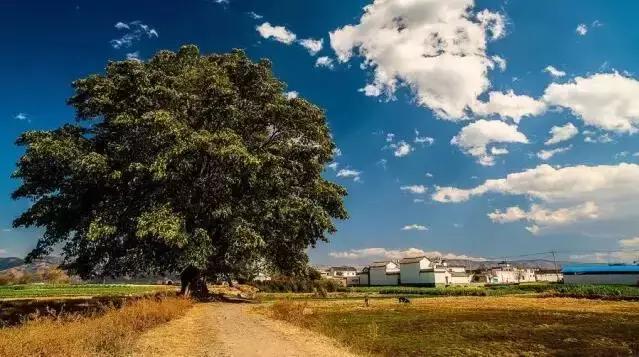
[{"x1": 0, "y1": 256, "x2": 63, "y2": 273}]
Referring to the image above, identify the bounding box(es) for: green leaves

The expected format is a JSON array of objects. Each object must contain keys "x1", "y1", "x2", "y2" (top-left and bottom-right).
[{"x1": 13, "y1": 45, "x2": 347, "y2": 279}]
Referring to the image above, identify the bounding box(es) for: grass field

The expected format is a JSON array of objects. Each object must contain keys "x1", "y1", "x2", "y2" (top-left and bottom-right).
[
  {"x1": 266, "y1": 296, "x2": 639, "y2": 356},
  {"x1": 0, "y1": 283, "x2": 175, "y2": 299},
  {"x1": 0, "y1": 296, "x2": 192, "y2": 357}
]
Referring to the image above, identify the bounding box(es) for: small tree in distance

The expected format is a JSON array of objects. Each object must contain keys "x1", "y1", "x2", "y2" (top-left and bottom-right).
[{"x1": 12, "y1": 45, "x2": 347, "y2": 294}]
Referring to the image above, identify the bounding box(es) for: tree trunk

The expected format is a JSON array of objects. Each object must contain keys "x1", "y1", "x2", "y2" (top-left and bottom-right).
[{"x1": 180, "y1": 265, "x2": 209, "y2": 299}]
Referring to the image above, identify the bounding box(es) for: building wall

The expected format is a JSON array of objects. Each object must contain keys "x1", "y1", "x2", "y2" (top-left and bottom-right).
[
  {"x1": 369, "y1": 264, "x2": 400, "y2": 286},
  {"x1": 400, "y1": 260, "x2": 430, "y2": 284},
  {"x1": 564, "y1": 273, "x2": 639, "y2": 285},
  {"x1": 358, "y1": 273, "x2": 369, "y2": 286},
  {"x1": 345, "y1": 276, "x2": 360, "y2": 286},
  {"x1": 536, "y1": 273, "x2": 562, "y2": 282}
]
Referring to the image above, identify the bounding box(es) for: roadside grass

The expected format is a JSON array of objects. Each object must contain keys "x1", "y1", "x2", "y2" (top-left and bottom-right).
[
  {"x1": 0, "y1": 296, "x2": 192, "y2": 357},
  {"x1": 0, "y1": 284, "x2": 174, "y2": 299},
  {"x1": 265, "y1": 296, "x2": 639, "y2": 356}
]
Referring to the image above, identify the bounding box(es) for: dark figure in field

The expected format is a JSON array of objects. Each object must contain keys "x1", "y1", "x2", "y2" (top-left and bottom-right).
[
  {"x1": 180, "y1": 265, "x2": 209, "y2": 298},
  {"x1": 398, "y1": 296, "x2": 411, "y2": 303},
  {"x1": 364, "y1": 296, "x2": 370, "y2": 307}
]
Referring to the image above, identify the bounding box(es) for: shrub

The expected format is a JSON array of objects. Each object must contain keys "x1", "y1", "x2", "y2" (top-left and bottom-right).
[{"x1": 253, "y1": 276, "x2": 346, "y2": 293}]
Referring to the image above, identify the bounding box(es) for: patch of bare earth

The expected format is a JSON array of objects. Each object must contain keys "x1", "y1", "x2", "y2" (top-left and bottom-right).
[{"x1": 133, "y1": 302, "x2": 358, "y2": 357}]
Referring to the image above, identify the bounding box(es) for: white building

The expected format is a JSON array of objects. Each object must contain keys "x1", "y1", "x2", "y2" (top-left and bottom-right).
[
  {"x1": 562, "y1": 265, "x2": 639, "y2": 285},
  {"x1": 482, "y1": 262, "x2": 536, "y2": 284},
  {"x1": 369, "y1": 261, "x2": 400, "y2": 286},
  {"x1": 535, "y1": 270, "x2": 563, "y2": 282},
  {"x1": 328, "y1": 266, "x2": 357, "y2": 277},
  {"x1": 356, "y1": 267, "x2": 369, "y2": 286},
  {"x1": 399, "y1": 256, "x2": 472, "y2": 286}
]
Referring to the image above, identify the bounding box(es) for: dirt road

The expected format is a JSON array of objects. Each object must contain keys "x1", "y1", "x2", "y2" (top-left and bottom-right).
[{"x1": 133, "y1": 302, "x2": 358, "y2": 357}]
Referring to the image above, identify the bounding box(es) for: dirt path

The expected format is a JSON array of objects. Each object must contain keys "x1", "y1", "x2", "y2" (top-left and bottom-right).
[{"x1": 133, "y1": 302, "x2": 358, "y2": 357}]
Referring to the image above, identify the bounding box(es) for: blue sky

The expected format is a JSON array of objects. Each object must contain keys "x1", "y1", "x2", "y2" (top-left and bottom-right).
[{"x1": 1, "y1": 1, "x2": 639, "y2": 265}]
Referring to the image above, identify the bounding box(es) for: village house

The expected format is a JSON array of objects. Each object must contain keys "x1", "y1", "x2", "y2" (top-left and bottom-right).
[
  {"x1": 369, "y1": 261, "x2": 400, "y2": 286},
  {"x1": 328, "y1": 266, "x2": 357, "y2": 278},
  {"x1": 399, "y1": 256, "x2": 472, "y2": 286},
  {"x1": 535, "y1": 270, "x2": 563, "y2": 282},
  {"x1": 477, "y1": 262, "x2": 536, "y2": 284}
]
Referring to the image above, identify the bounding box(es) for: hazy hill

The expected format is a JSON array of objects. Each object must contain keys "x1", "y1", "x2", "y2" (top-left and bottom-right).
[{"x1": 0, "y1": 257, "x2": 24, "y2": 271}]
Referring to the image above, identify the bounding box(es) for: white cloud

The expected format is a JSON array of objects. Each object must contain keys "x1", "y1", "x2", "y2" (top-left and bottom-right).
[
  {"x1": 114, "y1": 22, "x2": 129, "y2": 30},
  {"x1": 491, "y1": 55, "x2": 507, "y2": 72},
  {"x1": 15, "y1": 113, "x2": 28, "y2": 121},
  {"x1": 385, "y1": 133, "x2": 395, "y2": 142},
  {"x1": 390, "y1": 141, "x2": 413, "y2": 157},
  {"x1": 315, "y1": 56, "x2": 334, "y2": 69},
  {"x1": 332, "y1": 147, "x2": 342, "y2": 157},
  {"x1": 576, "y1": 23, "x2": 588, "y2": 36},
  {"x1": 126, "y1": 51, "x2": 140, "y2": 61},
  {"x1": 490, "y1": 147, "x2": 509, "y2": 155},
  {"x1": 425, "y1": 172, "x2": 434, "y2": 178},
  {"x1": 285, "y1": 91, "x2": 299, "y2": 100},
  {"x1": 329, "y1": 247, "x2": 485, "y2": 261},
  {"x1": 451, "y1": 119, "x2": 528, "y2": 166},
  {"x1": 543, "y1": 72, "x2": 639, "y2": 133},
  {"x1": 329, "y1": 0, "x2": 506, "y2": 119},
  {"x1": 256, "y1": 22, "x2": 297, "y2": 44},
  {"x1": 584, "y1": 133, "x2": 613, "y2": 144},
  {"x1": 472, "y1": 90, "x2": 547, "y2": 123},
  {"x1": 111, "y1": 21, "x2": 158, "y2": 49},
  {"x1": 414, "y1": 129, "x2": 434, "y2": 146},
  {"x1": 300, "y1": 38, "x2": 323, "y2": 55},
  {"x1": 544, "y1": 65, "x2": 566, "y2": 78},
  {"x1": 488, "y1": 202, "x2": 598, "y2": 234},
  {"x1": 327, "y1": 162, "x2": 339, "y2": 171},
  {"x1": 545, "y1": 123, "x2": 578, "y2": 145},
  {"x1": 400, "y1": 185, "x2": 427, "y2": 194},
  {"x1": 247, "y1": 11, "x2": 263, "y2": 20},
  {"x1": 337, "y1": 169, "x2": 362, "y2": 182},
  {"x1": 537, "y1": 145, "x2": 572, "y2": 160},
  {"x1": 619, "y1": 236, "x2": 639, "y2": 248},
  {"x1": 401, "y1": 224, "x2": 429, "y2": 231},
  {"x1": 0, "y1": 249, "x2": 7, "y2": 256},
  {"x1": 433, "y1": 163, "x2": 639, "y2": 233}
]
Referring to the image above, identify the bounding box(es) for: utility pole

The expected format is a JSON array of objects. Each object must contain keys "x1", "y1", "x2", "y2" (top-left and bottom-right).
[{"x1": 551, "y1": 250, "x2": 560, "y2": 282}]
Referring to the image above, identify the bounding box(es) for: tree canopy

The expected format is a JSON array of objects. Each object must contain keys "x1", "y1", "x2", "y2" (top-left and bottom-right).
[{"x1": 12, "y1": 45, "x2": 347, "y2": 280}]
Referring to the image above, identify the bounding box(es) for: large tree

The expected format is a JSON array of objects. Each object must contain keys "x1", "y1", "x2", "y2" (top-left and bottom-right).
[{"x1": 12, "y1": 45, "x2": 347, "y2": 288}]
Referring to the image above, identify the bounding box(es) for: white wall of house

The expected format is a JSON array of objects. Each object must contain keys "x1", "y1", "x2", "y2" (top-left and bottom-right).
[
  {"x1": 400, "y1": 258, "x2": 431, "y2": 284},
  {"x1": 564, "y1": 273, "x2": 639, "y2": 285},
  {"x1": 369, "y1": 262, "x2": 400, "y2": 286},
  {"x1": 536, "y1": 273, "x2": 562, "y2": 282}
]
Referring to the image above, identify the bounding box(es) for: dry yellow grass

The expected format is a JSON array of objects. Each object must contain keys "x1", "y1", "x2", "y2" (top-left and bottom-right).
[
  {"x1": 0, "y1": 296, "x2": 192, "y2": 357},
  {"x1": 266, "y1": 296, "x2": 639, "y2": 356}
]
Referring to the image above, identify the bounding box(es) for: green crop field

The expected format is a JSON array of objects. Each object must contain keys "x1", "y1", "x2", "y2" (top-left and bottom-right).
[{"x1": 0, "y1": 284, "x2": 175, "y2": 299}]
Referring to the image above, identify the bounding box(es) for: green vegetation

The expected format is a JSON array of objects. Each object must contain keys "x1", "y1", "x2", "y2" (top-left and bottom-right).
[
  {"x1": 253, "y1": 276, "x2": 347, "y2": 294},
  {"x1": 349, "y1": 283, "x2": 639, "y2": 299},
  {"x1": 12, "y1": 45, "x2": 346, "y2": 289},
  {"x1": 0, "y1": 284, "x2": 173, "y2": 299},
  {"x1": 267, "y1": 296, "x2": 639, "y2": 356}
]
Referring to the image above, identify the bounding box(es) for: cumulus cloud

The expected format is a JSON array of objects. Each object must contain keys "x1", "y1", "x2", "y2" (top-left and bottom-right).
[
  {"x1": 545, "y1": 123, "x2": 578, "y2": 145},
  {"x1": 337, "y1": 168, "x2": 362, "y2": 182},
  {"x1": 315, "y1": 56, "x2": 334, "y2": 69},
  {"x1": 329, "y1": 0, "x2": 506, "y2": 119},
  {"x1": 433, "y1": 163, "x2": 639, "y2": 233},
  {"x1": 15, "y1": 113, "x2": 28, "y2": 121},
  {"x1": 544, "y1": 65, "x2": 566, "y2": 78},
  {"x1": 247, "y1": 11, "x2": 263, "y2": 20},
  {"x1": 256, "y1": 22, "x2": 297, "y2": 44},
  {"x1": 543, "y1": 73, "x2": 639, "y2": 133},
  {"x1": 576, "y1": 23, "x2": 588, "y2": 36},
  {"x1": 400, "y1": 185, "x2": 427, "y2": 194},
  {"x1": 390, "y1": 141, "x2": 413, "y2": 157},
  {"x1": 414, "y1": 129, "x2": 435, "y2": 146},
  {"x1": 329, "y1": 247, "x2": 485, "y2": 261},
  {"x1": 537, "y1": 145, "x2": 572, "y2": 160},
  {"x1": 491, "y1": 55, "x2": 507, "y2": 71},
  {"x1": 472, "y1": 91, "x2": 547, "y2": 123},
  {"x1": 619, "y1": 236, "x2": 639, "y2": 248},
  {"x1": 126, "y1": 51, "x2": 140, "y2": 61},
  {"x1": 300, "y1": 38, "x2": 323, "y2": 55},
  {"x1": 451, "y1": 119, "x2": 528, "y2": 166},
  {"x1": 110, "y1": 21, "x2": 158, "y2": 49},
  {"x1": 401, "y1": 224, "x2": 429, "y2": 231},
  {"x1": 488, "y1": 202, "x2": 598, "y2": 234},
  {"x1": 327, "y1": 162, "x2": 339, "y2": 171},
  {"x1": 285, "y1": 91, "x2": 299, "y2": 100}
]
